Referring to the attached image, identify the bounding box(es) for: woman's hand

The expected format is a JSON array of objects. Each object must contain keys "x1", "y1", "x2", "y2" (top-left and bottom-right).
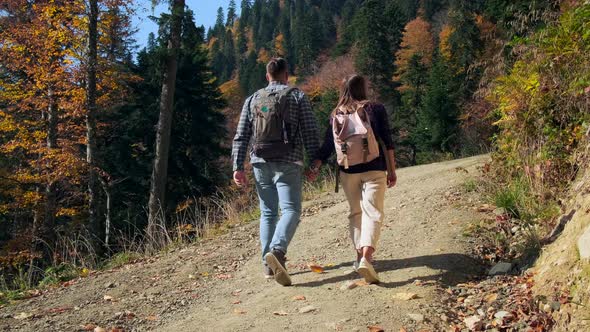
[{"x1": 387, "y1": 171, "x2": 397, "y2": 188}]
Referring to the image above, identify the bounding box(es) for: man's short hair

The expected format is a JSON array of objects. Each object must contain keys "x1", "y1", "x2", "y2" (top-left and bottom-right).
[{"x1": 266, "y1": 58, "x2": 288, "y2": 78}]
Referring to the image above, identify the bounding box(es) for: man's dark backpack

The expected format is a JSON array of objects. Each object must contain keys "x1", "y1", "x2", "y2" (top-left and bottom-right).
[{"x1": 251, "y1": 87, "x2": 297, "y2": 158}]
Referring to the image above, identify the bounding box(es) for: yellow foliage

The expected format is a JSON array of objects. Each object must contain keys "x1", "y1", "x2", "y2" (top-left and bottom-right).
[
  {"x1": 439, "y1": 25, "x2": 453, "y2": 61},
  {"x1": 258, "y1": 48, "x2": 271, "y2": 63}
]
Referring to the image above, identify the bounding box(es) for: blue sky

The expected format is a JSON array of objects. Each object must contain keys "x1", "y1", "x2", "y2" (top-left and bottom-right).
[{"x1": 133, "y1": 0, "x2": 240, "y2": 49}]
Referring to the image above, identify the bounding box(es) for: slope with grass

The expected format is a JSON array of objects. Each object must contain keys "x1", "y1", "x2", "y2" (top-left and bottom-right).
[{"x1": 0, "y1": 156, "x2": 487, "y2": 331}]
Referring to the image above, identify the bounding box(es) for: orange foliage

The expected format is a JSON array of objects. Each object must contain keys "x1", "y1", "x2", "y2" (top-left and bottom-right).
[
  {"x1": 395, "y1": 17, "x2": 435, "y2": 77},
  {"x1": 300, "y1": 55, "x2": 355, "y2": 98},
  {"x1": 258, "y1": 48, "x2": 271, "y2": 63},
  {"x1": 0, "y1": 0, "x2": 138, "y2": 221},
  {"x1": 274, "y1": 33, "x2": 286, "y2": 57}
]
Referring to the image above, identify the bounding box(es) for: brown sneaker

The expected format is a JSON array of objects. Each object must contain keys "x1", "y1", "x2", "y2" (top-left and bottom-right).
[{"x1": 264, "y1": 249, "x2": 292, "y2": 286}]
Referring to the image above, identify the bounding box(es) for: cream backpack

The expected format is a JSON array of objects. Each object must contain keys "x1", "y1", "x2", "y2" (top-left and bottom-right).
[{"x1": 332, "y1": 102, "x2": 380, "y2": 169}]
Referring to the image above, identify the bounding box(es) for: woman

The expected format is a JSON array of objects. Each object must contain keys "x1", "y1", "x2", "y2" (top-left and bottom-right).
[{"x1": 311, "y1": 74, "x2": 397, "y2": 283}]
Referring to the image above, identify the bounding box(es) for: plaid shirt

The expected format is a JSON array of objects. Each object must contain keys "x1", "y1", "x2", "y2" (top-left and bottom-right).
[{"x1": 232, "y1": 81, "x2": 320, "y2": 171}]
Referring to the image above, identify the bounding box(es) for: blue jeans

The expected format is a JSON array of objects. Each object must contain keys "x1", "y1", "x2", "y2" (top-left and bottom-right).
[{"x1": 253, "y1": 162, "x2": 303, "y2": 261}]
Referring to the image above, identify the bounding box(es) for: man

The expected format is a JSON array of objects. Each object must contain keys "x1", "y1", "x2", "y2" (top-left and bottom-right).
[{"x1": 232, "y1": 58, "x2": 320, "y2": 286}]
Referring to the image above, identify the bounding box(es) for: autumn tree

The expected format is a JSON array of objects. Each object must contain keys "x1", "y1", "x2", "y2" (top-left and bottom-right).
[
  {"x1": 395, "y1": 16, "x2": 435, "y2": 81},
  {"x1": 0, "y1": 1, "x2": 87, "y2": 259}
]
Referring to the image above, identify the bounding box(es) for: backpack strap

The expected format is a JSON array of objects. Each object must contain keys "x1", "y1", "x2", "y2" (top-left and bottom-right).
[{"x1": 356, "y1": 101, "x2": 371, "y2": 163}]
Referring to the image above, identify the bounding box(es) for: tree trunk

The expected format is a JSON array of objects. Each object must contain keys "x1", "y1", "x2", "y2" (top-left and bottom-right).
[
  {"x1": 43, "y1": 87, "x2": 59, "y2": 258},
  {"x1": 86, "y1": 0, "x2": 102, "y2": 253},
  {"x1": 147, "y1": 0, "x2": 185, "y2": 223}
]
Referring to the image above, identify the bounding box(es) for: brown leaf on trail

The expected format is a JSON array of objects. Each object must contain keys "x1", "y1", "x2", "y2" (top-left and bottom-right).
[
  {"x1": 94, "y1": 327, "x2": 106, "y2": 332},
  {"x1": 103, "y1": 295, "x2": 115, "y2": 302},
  {"x1": 400, "y1": 328, "x2": 408, "y2": 332},
  {"x1": 231, "y1": 289, "x2": 242, "y2": 296},
  {"x1": 368, "y1": 325, "x2": 385, "y2": 332},
  {"x1": 356, "y1": 280, "x2": 369, "y2": 287},
  {"x1": 233, "y1": 309, "x2": 247, "y2": 315},
  {"x1": 109, "y1": 328, "x2": 124, "y2": 332},
  {"x1": 232, "y1": 300, "x2": 241, "y2": 305},
  {"x1": 145, "y1": 315, "x2": 158, "y2": 321},
  {"x1": 81, "y1": 324, "x2": 96, "y2": 331},
  {"x1": 48, "y1": 306, "x2": 71, "y2": 314},
  {"x1": 308, "y1": 264, "x2": 324, "y2": 273},
  {"x1": 484, "y1": 293, "x2": 499, "y2": 303},
  {"x1": 293, "y1": 295, "x2": 306, "y2": 301},
  {"x1": 477, "y1": 204, "x2": 495, "y2": 212},
  {"x1": 214, "y1": 273, "x2": 232, "y2": 280},
  {"x1": 273, "y1": 311, "x2": 289, "y2": 316}
]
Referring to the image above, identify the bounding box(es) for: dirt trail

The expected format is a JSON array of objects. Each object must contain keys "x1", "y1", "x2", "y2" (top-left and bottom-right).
[{"x1": 1, "y1": 155, "x2": 488, "y2": 332}]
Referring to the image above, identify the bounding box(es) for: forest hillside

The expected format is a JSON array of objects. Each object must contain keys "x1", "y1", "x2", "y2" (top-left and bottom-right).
[{"x1": 1, "y1": 0, "x2": 589, "y2": 331}]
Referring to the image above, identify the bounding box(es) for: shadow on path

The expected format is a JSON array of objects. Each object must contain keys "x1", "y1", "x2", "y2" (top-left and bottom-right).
[{"x1": 293, "y1": 253, "x2": 484, "y2": 289}]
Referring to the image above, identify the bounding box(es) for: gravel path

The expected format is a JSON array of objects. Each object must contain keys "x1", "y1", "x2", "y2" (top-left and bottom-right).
[{"x1": 1, "y1": 155, "x2": 488, "y2": 332}]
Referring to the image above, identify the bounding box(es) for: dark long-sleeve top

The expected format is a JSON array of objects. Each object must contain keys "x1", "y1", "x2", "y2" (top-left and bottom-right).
[{"x1": 315, "y1": 102, "x2": 394, "y2": 174}]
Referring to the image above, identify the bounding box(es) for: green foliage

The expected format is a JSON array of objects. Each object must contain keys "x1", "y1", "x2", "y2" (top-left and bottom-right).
[
  {"x1": 492, "y1": 3, "x2": 590, "y2": 193},
  {"x1": 98, "y1": 9, "x2": 227, "y2": 230},
  {"x1": 103, "y1": 252, "x2": 141, "y2": 270},
  {"x1": 415, "y1": 55, "x2": 460, "y2": 153},
  {"x1": 39, "y1": 263, "x2": 79, "y2": 287}
]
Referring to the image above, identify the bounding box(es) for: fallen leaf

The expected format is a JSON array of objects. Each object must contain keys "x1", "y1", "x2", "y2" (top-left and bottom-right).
[
  {"x1": 109, "y1": 328, "x2": 124, "y2": 332},
  {"x1": 81, "y1": 324, "x2": 96, "y2": 331},
  {"x1": 368, "y1": 325, "x2": 384, "y2": 332},
  {"x1": 484, "y1": 293, "x2": 498, "y2": 303},
  {"x1": 400, "y1": 328, "x2": 408, "y2": 332},
  {"x1": 94, "y1": 327, "x2": 106, "y2": 332},
  {"x1": 145, "y1": 315, "x2": 158, "y2": 321},
  {"x1": 233, "y1": 309, "x2": 247, "y2": 315},
  {"x1": 308, "y1": 264, "x2": 324, "y2": 273},
  {"x1": 80, "y1": 268, "x2": 90, "y2": 278},
  {"x1": 13, "y1": 312, "x2": 33, "y2": 320},
  {"x1": 201, "y1": 272, "x2": 209, "y2": 277},
  {"x1": 392, "y1": 292, "x2": 419, "y2": 301},
  {"x1": 273, "y1": 311, "x2": 289, "y2": 316},
  {"x1": 103, "y1": 295, "x2": 115, "y2": 302},
  {"x1": 48, "y1": 306, "x2": 71, "y2": 314},
  {"x1": 293, "y1": 295, "x2": 306, "y2": 301},
  {"x1": 232, "y1": 300, "x2": 241, "y2": 305},
  {"x1": 356, "y1": 280, "x2": 369, "y2": 287},
  {"x1": 215, "y1": 273, "x2": 232, "y2": 280}
]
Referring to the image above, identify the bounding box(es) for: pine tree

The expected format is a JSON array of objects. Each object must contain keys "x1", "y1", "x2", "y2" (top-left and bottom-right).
[
  {"x1": 227, "y1": 0, "x2": 237, "y2": 26},
  {"x1": 354, "y1": 0, "x2": 403, "y2": 99},
  {"x1": 416, "y1": 55, "x2": 459, "y2": 153}
]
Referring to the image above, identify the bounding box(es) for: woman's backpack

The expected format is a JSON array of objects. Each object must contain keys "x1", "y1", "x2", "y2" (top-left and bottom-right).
[{"x1": 332, "y1": 102, "x2": 379, "y2": 169}]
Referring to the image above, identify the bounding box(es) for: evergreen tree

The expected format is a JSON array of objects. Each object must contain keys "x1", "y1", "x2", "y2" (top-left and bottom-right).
[
  {"x1": 227, "y1": 0, "x2": 237, "y2": 26},
  {"x1": 222, "y1": 29, "x2": 237, "y2": 81},
  {"x1": 354, "y1": 0, "x2": 403, "y2": 99},
  {"x1": 214, "y1": 6, "x2": 225, "y2": 35},
  {"x1": 416, "y1": 55, "x2": 459, "y2": 153}
]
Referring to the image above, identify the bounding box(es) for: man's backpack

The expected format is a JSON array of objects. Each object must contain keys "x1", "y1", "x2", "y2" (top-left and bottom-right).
[
  {"x1": 332, "y1": 102, "x2": 379, "y2": 169},
  {"x1": 252, "y1": 87, "x2": 297, "y2": 159}
]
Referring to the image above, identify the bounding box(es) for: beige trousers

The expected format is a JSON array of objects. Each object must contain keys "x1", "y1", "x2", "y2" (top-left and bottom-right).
[{"x1": 340, "y1": 170, "x2": 387, "y2": 250}]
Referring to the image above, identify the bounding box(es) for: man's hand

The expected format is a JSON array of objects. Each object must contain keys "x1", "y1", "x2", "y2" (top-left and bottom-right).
[
  {"x1": 387, "y1": 171, "x2": 397, "y2": 188},
  {"x1": 233, "y1": 171, "x2": 247, "y2": 187}
]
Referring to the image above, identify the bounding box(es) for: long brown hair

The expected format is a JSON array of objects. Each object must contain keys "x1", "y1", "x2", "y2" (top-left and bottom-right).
[{"x1": 334, "y1": 74, "x2": 368, "y2": 115}]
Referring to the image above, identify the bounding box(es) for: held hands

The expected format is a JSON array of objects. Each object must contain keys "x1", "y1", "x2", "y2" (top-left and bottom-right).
[
  {"x1": 305, "y1": 160, "x2": 322, "y2": 182},
  {"x1": 233, "y1": 170, "x2": 247, "y2": 187}
]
